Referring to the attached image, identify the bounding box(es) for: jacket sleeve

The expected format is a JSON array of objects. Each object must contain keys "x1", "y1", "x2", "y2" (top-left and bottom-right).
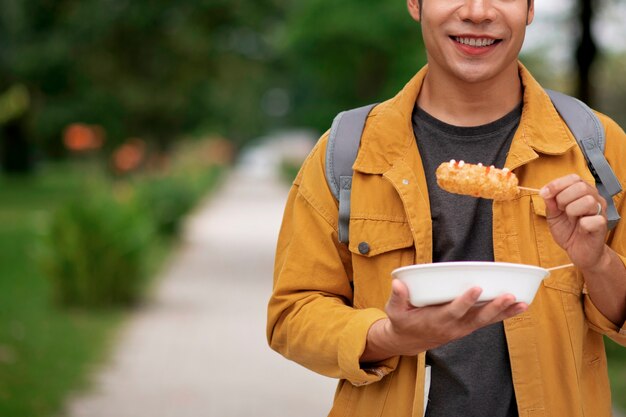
[
  {"x1": 583, "y1": 114, "x2": 626, "y2": 346},
  {"x1": 583, "y1": 256, "x2": 626, "y2": 346},
  {"x1": 266, "y1": 135, "x2": 398, "y2": 386}
]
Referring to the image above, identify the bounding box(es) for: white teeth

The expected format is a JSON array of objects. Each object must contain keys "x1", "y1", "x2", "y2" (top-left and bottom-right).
[{"x1": 455, "y1": 37, "x2": 496, "y2": 47}]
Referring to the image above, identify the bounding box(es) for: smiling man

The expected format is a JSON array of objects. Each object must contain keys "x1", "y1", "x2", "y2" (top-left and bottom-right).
[{"x1": 267, "y1": 1, "x2": 626, "y2": 416}]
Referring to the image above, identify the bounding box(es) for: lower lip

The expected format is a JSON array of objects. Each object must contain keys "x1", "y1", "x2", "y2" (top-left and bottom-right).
[{"x1": 453, "y1": 39, "x2": 499, "y2": 56}]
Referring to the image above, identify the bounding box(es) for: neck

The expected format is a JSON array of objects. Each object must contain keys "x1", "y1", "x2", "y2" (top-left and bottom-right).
[{"x1": 416, "y1": 63, "x2": 523, "y2": 127}]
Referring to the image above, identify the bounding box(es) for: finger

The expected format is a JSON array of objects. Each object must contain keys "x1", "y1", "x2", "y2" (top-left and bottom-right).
[
  {"x1": 542, "y1": 191, "x2": 562, "y2": 219},
  {"x1": 554, "y1": 182, "x2": 599, "y2": 212},
  {"x1": 386, "y1": 279, "x2": 413, "y2": 314},
  {"x1": 578, "y1": 215, "x2": 608, "y2": 234},
  {"x1": 479, "y1": 301, "x2": 529, "y2": 324},
  {"x1": 540, "y1": 175, "x2": 582, "y2": 218},
  {"x1": 541, "y1": 176, "x2": 598, "y2": 219},
  {"x1": 470, "y1": 294, "x2": 517, "y2": 326},
  {"x1": 445, "y1": 287, "x2": 482, "y2": 319},
  {"x1": 564, "y1": 195, "x2": 601, "y2": 218},
  {"x1": 498, "y1": 302, "x2": 528, "y2": 321},
  {"x1": 540, "y1": 174, "x2": 585, "y2": 199}
]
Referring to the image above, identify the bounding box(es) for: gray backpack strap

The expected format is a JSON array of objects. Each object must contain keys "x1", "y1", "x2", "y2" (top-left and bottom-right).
[
  {"x1": 547, "y1": 89, "x2": 622, "y2": 229},
  {"x1": 326, "y1": 103, "x2": 377, "y2": 243}
]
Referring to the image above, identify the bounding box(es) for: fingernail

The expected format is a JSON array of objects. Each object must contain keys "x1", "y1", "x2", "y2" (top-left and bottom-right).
[{"x1": 539, "y1": 187, "x2": 550, "y2": 198}]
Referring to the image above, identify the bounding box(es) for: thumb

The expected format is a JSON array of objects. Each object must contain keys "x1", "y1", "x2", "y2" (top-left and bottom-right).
[{"x1": 386, "y1": 279, "x2": 412, "y2": 313}]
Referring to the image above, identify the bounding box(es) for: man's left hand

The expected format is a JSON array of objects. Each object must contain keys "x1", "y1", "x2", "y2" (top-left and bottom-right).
[{"x1": 539, "y1": 174, "x2": 610, "y2": 271}]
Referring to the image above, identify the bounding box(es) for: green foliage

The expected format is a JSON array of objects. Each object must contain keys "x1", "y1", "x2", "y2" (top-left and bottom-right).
[
  {"x1": 279, "y1": 0, "x2": 426, "y2": 132},
  {"x1": 0, "y1": 0, "x2": 428, "y2": 154},
  {"x1": 37, "y1": 191, "x2": 156, "y2": 308},
  {"x1": 133, "y1": 176, "x2": 198, "y2": 237},
  {"x1": 133, "y1": 162, "x2": 223, "y2": 237},
  {"x1": 0, "y1": 163, "x2": 122, "y2": 417},
  {"x1": 134, "y1": 175, "x2": 198, "y2": 237},
  {"x1": 596, "y1": 52, "x2": 626, "y2": 128},
  {"x1": 0, "y1": 84, "x2": 30, "y2": 125},
  {"x1": 0, "y1": 0, "x2": 286, "y2": 151},
  {"x1": 279, "y1": 158, "x2": 302, "y2": 185},
  {"x1": 605, "y1": 337, "x2": 626, "y2": 412},
  {"x1": 0, "y1": 160, "x2": 224, "y2": 416}
]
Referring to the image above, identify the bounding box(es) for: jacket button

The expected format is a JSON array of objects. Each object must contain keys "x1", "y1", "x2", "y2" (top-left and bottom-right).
[{"x1": 358, "y1": 242, "x2": 370, "y2": 255}]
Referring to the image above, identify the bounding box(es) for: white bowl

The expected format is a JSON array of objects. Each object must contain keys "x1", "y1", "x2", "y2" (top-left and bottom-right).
[{"x1": 391, "y1": 262, "x2": 549, "y2": 307}]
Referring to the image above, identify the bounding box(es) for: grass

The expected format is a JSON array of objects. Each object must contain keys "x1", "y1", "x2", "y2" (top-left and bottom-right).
[
  {"x1": 0, "y1": 163, "x2": 178, "y2": 417},
  {"x1": 0, "y1": 163, "x2": 126, "y2": 417}
]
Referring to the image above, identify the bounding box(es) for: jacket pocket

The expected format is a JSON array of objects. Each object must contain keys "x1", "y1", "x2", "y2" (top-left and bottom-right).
[
  {"x1": 348, "y1": 218, "x2": 414, "y2": 257},
  {"x1": 348, "y1": 218, "x2": 415, "y2": 309}
]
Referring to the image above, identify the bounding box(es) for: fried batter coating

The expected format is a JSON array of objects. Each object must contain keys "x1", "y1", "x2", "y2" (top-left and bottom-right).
[{"x1": 436, "y1": 160, "x2": 520, "y2": 201}]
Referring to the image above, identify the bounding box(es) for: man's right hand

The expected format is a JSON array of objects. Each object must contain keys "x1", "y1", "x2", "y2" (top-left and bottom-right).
[{"x1": 360, "y1": 279, "x2": 528, "y2": 363}]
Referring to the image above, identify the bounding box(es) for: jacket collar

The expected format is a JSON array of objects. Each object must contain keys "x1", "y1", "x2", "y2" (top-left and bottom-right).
[{"x1": 353, "y1": 62, "x2": 577, "y2": 174}]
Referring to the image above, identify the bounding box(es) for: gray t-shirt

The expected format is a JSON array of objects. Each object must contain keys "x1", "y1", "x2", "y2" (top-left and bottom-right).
[{"x1": 412, "y1": 103, "x2": 522, "y2": 417}]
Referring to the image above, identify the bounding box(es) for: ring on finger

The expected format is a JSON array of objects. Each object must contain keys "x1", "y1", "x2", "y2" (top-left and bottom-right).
[{"x1": 595, "y1": 202, "x2": 602, "y2": 216}]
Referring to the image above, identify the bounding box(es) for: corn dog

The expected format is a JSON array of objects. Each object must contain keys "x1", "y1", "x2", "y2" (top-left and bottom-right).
[{"x1": 436, "y1": 160, "x2": 519, "y2": 200}]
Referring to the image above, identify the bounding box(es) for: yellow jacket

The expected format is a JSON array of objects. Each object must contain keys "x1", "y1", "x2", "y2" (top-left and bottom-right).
[{"x1": 267, "y1": 64, "x2": 626, "y2": 417}]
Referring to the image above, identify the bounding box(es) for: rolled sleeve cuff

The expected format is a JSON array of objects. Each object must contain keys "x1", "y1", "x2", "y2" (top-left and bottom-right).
[
  {"x1": 584, "y1": 251, "x2": 626, "y2": 346},
  {"x1": 584, "y1": 294, "x2": 626, "y2": 345},
  {"x1": 337, "y1": 308, "x2": 400, "y2": 386}
]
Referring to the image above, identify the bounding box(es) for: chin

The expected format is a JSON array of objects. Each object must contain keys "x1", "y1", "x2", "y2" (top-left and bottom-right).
[
  {"x1": 450, "y1": 60, "x2": 512, "y2": 84},
  {"x1": 451, "y1": 68, "x2": 495, "y2": 84}
]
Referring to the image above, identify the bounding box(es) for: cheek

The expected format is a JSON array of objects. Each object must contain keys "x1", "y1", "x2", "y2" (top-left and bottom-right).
[
  {"x1": 421, "y1": 24, "x2": 445, "y2": 54},
  {"x1": 420, "y1": 27, "x2": 435, "y2": 51}
]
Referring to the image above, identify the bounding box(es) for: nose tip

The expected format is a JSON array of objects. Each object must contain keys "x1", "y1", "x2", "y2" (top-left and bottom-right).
[{"x1": 458, "y1": 0, "x2": 497, "y2": 23}]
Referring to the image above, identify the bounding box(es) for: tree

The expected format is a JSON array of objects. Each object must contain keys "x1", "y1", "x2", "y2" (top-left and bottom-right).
[
  {"x1": 0, "y1": 85, "x2": 31, "y2": 174},
  {"x1": 575, "y1": 0, "x2": 597, "y2": 105},
  {"x1": 0, "y1": 0, "x2": 289, "y2": 167},
  {"x1": 278, "y1": 0, "x2": 426, "y2": 133}
]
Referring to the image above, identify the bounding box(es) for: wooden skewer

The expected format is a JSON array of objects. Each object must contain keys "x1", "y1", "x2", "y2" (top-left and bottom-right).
[
  {"x1": 519, "y1": 179, "x2": 595, "y2": 195},
  {"x1": 547, "y1": 263, "x2": 574, "y2": 272},
  {"x1": 518, "y1": 186, "x2": 542, "y2": 193}
]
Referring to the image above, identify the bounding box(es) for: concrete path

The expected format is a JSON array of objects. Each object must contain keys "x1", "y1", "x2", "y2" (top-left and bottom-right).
[{"x1": 64, "y1": 168, "x2": 336, "y2": 417}]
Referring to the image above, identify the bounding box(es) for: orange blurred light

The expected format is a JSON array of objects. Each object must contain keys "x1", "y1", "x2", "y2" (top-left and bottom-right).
[
  {"x1": 112, "y1": 139, "x2": 146, "y2": 173},
  {"x1": 63, "y1": 124, "x2": 105, "y2": 151}
]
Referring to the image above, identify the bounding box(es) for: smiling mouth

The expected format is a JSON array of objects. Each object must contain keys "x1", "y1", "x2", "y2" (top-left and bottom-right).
[{"x1": 453, "y1": 37, "x2": 501, "y2": 47}]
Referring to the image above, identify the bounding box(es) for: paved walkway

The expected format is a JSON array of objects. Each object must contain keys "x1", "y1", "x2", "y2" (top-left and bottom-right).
[{"x1": 65, "y1": 168, "x2": 336, "y2": 417}]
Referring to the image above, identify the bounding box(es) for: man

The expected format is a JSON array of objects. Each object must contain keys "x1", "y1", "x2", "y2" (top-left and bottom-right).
[{"x1": 267, "y1": 0, "x2": 626, "y2": 416}]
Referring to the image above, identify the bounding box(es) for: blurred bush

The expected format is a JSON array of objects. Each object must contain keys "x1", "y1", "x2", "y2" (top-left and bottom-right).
[
  {"x1": 36, "y1": 137, "x2": 228, "y2": 308},
  {"x1": 132, "y1": 138, "x2": 228, "y2": 236},
  {"x1": 133, "y1": 166, "x2": 222, "y2": 237},
  {"x1": 279, "y1": 158, "x2": 302, "y2": 184},
  {"x1": 133, "y1": 175, "x2": 197, "y2": 237},
  {"x1": 37, "y1": 191, "x2": 155, "y2": 308}
]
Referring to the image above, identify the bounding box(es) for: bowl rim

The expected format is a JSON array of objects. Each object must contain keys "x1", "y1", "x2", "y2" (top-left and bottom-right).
[{"x1": 392, "y1": 261, "x2": 549, "y2": 276}]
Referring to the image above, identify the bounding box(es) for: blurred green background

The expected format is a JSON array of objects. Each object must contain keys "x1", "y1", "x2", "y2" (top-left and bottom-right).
[{"x1": 0, "y1": 0, "x2": 625, "y2": 416}]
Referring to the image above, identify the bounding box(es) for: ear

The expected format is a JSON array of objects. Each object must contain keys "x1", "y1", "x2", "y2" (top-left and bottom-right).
[
  {"x1": 407, "y1": 0, "x2": 421, "y2": 22},
  {"x1": 527, "y1": 0, "x2": 535, "y2": 25}
]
